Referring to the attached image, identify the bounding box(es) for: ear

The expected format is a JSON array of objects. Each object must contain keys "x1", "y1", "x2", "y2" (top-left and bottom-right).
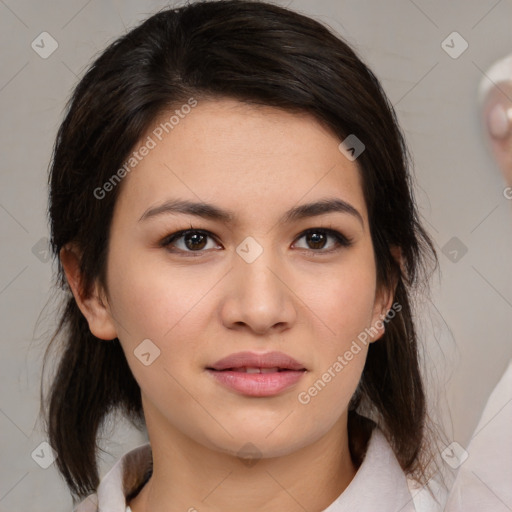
[
  {"x1": 59, "y1": 243, "x2": 118, "y2": 340},
  {"x1": 369, "y1": 245, "x2": 402, "y2": 343}
]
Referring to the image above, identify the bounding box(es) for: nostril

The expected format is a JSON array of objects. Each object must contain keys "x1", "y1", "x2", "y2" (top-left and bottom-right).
[{"x1": 487, "y1": 103, "x2": 512, "y2": 139}]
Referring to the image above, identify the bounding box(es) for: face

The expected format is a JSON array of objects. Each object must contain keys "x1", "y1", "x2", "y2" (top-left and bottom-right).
[{"x1": 77, "y1": 98, "x2": 392, "y2": 459}]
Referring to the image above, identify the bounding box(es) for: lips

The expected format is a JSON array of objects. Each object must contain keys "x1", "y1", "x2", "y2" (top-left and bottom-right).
[
  {"x1": 208, "y1": 351, "x2": 306, "y2": 372},
  {"x1": 206, "y1": 351, "x2": 307, "y2": 397}
]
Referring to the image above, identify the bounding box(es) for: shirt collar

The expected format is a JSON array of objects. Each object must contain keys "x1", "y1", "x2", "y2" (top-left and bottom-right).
[
  {"x1": 75, "y1": 428, "x2": 416, "y2": 512},
  {"x1": 323, "y1": 428, "x2": 417, "y2": 511}
]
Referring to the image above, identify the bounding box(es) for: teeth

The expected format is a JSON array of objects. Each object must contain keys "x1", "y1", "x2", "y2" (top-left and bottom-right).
[{"x1": 234, "y1": 367, "x2": 281, "y2": 373}]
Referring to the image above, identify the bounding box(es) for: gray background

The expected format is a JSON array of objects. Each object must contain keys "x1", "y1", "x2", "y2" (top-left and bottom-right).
[{"x1": 1, "y1": 0, "x2": 512, "y2": 509}]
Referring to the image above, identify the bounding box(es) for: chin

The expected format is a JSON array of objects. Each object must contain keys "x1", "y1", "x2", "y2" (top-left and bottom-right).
[
  {"x1": 196, "y1": 418, "x2": 324, "y2": 461},
  {"x1": 211, "y1": 434, "x2": 310, "y2": 461}
]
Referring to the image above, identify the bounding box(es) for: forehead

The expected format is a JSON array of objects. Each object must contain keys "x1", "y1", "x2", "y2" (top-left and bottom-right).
[{"x1": 113, "y1": 98, "x2": 367, "y2": 226}]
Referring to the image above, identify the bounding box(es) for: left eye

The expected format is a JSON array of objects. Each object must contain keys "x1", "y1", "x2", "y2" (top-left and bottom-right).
[
  {"x1": 160, "y1": 228, "x2": 352, "y2": 254},
  {"x1": 293, "y1": 228, "x2": 352, "y2": 252},
  {"x1": 292, "y1": 228, "x2": 351, "y2": 252}
]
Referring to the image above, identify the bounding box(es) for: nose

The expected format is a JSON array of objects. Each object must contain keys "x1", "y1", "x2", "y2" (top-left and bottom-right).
[{"x1": 219, "y1": 242, "x2": 298, "y2": 335}]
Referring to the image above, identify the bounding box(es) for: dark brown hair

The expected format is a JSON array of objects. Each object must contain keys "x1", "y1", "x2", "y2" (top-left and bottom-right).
[{"x1": 41, "y1": 0, "x2": 439, "y2": 502}]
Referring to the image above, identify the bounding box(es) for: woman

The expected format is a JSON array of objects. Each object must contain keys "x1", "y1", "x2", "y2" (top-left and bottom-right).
[{"x1": 41, "y1": 1, "x2": 443, "y2": 510}]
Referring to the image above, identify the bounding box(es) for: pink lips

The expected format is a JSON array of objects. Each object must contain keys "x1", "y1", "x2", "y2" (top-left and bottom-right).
[{"x1": 206, "y1": 351, "x2": 307, "y2": 397}]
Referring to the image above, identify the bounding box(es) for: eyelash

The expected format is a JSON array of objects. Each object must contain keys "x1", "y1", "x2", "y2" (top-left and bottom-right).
[{"x1": 159, "y1": 226, "x2": 353, "y2": 256}]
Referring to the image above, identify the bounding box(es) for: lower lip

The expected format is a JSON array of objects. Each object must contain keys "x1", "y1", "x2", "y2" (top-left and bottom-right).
[{"x1": 207, "y1": 369, "x2": 305, "y2": 397}]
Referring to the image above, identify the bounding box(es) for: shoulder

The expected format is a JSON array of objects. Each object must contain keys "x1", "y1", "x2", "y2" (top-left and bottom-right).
[
  {"x1": 407, "y1": 475, "x2": 447, "y2": 512},
  {"x1": 324, "y1": 428, "x2": 442, "y2": 512},
  {"x1": 74, "y1": 443, "x2": 152, "y2": 512},
  {"x1": 444, "y1": 359, "x2": 512, "y2": 511}
]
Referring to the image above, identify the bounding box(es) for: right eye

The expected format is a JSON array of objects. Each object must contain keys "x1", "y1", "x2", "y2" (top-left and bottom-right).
[{"x1": 160, "y1": 229, "x2": 222, "y2": 255}]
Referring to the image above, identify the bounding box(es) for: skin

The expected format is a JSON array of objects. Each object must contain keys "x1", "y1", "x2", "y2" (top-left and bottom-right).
[
  {"x1": 481, "y1": 82, "x2": 512, "y2": 186},
  {"x1": 61, "y1": 98, "x2": 397, "y2": 512}
]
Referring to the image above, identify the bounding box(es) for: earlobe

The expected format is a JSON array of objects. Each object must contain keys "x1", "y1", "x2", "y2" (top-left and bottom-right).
[
  {"x1": 370, "y1": 246, "x2": 403, "y2": 343},
  {"x1": 59, "y1": 244, "x2": 118, "y2": 341},
  {"x1": 369, "y1": 289, "x2": 394, "y2": 343}
]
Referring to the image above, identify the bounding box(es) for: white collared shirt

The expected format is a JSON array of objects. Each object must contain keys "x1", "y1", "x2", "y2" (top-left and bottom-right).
[
  {"x1": 75, "y1": 428, "x2": 445, "y2": 512},
  {"x1": 444, "y1": 360, "x2": 512, "y2": 511}
]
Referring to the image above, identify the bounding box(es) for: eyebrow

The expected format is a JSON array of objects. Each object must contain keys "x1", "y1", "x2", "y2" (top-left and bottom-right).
[{"x1": 138, "y1": 197, "x2": 364, "y2": 227}]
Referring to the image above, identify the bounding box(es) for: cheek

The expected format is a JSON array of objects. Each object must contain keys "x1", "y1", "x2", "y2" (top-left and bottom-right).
[
  {"x1": 105, "y1": 251, "x2": 212, "y2": 401},
  {"x1": 106, "y1": 247, "x2": 215, "y2": 343},
  {"x1": 300, "y1": 254, "x2": 377, "y2": 345},
  {"x1": 298, "y1": 345, "x2": 367, "y2": 416},
  {"x1": 293, "y1": 250, "x2": 376, "y2": 415}
]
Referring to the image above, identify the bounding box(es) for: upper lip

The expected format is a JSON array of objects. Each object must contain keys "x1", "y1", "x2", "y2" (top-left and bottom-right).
[{"x1": 208, "y1": 351, "x2": 306, "y2": 371}]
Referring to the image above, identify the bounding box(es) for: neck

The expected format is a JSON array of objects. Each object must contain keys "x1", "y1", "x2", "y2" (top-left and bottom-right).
[{"x1": 130, "y1": 409, "x2": 358, "y2": 512}]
